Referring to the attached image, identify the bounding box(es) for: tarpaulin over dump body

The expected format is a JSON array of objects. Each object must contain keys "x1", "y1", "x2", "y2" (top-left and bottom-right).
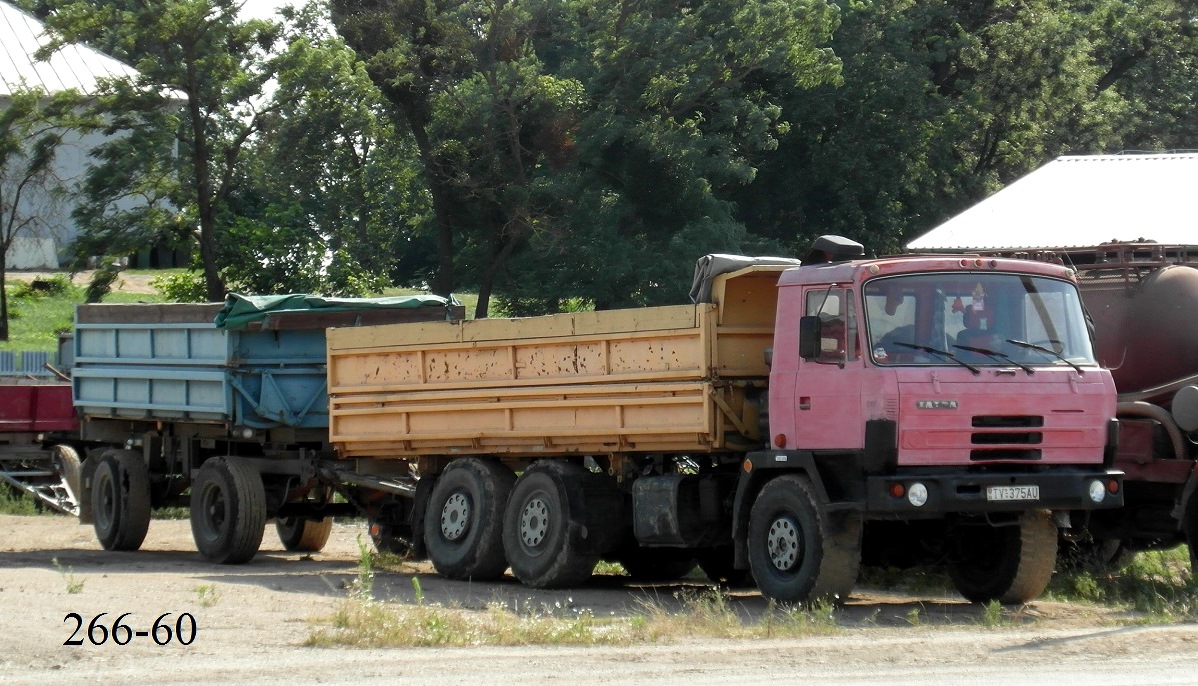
[
  {"x1": 214, "y1": 293, "x2": 460, "y2": 330},
  {"x1": 689, "y1": 254, "x2": 802, "y2": 303}
]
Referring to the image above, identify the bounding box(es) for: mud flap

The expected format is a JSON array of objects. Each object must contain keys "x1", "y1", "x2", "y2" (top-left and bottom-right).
[{"x1": 77, "y1": 451, "x2": 100, "y2": 525}]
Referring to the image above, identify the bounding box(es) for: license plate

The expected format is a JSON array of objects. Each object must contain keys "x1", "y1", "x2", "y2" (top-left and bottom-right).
[{"x1": 986, "y1": 485, "x2": 1040, "y2": 501}]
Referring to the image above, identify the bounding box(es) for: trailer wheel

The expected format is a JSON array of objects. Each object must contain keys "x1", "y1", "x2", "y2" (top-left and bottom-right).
[
  {"x1": 503, "y1": 462, "x2": 598, "y2": 588},
  {"x1": 615, "y1": 547, "x2": 696, "y2": 582},
  {"x1": 190, "y1": 457, "x2": 267, "y2": 564},
  {"x1": 275, "y1": 517, "x2": 333, "y2": 552},
  {"x1": 369, "y1": 520, "x2": 414, "y2": 557},
  {"x1": 949, "y1": 509, "x2": 1057, "y2": 604},
  {"x1": 423, "y1": 458, "x2": 515, "y2": 580},
  {"x1": 748, "y1": 475, "x2": 860, "y2": 604},
  {"x1": 51, "y1": 445, "x2": 82, "y2": 512},
  {"x1": 92, "y1": 449, "x2": 152, "y2": 551}
]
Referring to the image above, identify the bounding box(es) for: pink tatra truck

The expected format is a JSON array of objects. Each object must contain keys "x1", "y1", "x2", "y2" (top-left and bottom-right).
[{"x1": 327, "y1": 236, "x2": 1124, "y2": 604}]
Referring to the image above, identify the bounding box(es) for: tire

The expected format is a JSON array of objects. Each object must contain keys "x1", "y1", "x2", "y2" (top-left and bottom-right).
[
  {"x1": 422, "y1": 458, "x2": 515, "y2": 580},
  {"x1": 949, "y1": 509, "x2": 1058, "y2": 604},
  {"x1": 275, "y1": 517, "x2": 333, "y2": 552},
  {"x1": 91, "y1": 449, "x2": 152, "y2": 551},
  {"x1": 616, "y1": 546, "x2": 697, "y2": 582},
  {"x1": 190, "y1": 457, "x2": 267, "y2": 564},
  {"x1": 748, "y1": 475, "x2": 860, "y2": 604},
  {"x1": 1058, "y1": 536, "x2": 1135, "y2": 573},
  {"x1": 696, "y1": 546, "x2": 754, "y2": 587},
  {"x1": 503, "y1": 462, "x2": 599, "y2": 588},
  {"x1": 51, "y1": 444, "x2": 82, "y2": 512},
  {"x1": 369, "y1": 519, "x2": 414, "y2": 557}
]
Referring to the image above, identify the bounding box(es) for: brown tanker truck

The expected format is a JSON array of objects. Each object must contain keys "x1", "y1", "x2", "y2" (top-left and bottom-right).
[{"x1": 983, "y1": 242, "x2": 1198, "y2": 574}]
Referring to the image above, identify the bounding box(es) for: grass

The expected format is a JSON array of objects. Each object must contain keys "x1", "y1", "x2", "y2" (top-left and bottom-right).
[
  {"x1": 1, "y1": 272, "x2": 166, "y2": 352},
  {"x1": 1045, "y1": 546, "x2": 1196, "y2": 620},
  {"x1": 307, "y1": 584, "x2": 843, "y2": 648},
  {"x1": 309, "y1": 540, "x2": 844, "y2": 648},
  {"x1": 0, "y1": 485, "x2": 43, "y2": 515}
]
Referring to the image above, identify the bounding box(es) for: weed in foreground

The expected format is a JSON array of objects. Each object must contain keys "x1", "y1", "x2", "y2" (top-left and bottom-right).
[
  {"x1": 52, "y1": 558, "x2": 84, "y2": 594},
  {"x1": 195, "y1": 584, "x2": 220, "y2": 607}
]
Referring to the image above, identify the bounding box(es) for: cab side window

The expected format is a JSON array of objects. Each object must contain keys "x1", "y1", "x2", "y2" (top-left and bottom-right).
[{"x1": 806, "y1": 289, "x2": 858, "y2": 364}]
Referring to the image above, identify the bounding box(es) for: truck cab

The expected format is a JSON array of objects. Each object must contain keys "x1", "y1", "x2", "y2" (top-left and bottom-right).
[{"x1": 742, "y1": 241, "x2": 1123, "y2": 604}]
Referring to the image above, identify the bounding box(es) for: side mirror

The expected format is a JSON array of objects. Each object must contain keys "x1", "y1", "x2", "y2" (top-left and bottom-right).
[{"x1": 799, "y1": 315, "x2": 821, "y2": 360}]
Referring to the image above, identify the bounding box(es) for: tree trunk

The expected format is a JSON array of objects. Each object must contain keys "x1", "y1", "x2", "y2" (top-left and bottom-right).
[{"x1": 0, "y1": 256, "x2": 8, "y2": 342}]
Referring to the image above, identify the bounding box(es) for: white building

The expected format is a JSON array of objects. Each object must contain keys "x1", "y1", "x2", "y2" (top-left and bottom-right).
[
  {"x1": 908, "y1": 152, "x2": 1198, "y2": 252},
  {"x1": 1, "y1": 0, "x2": 143, "y2": 268}
]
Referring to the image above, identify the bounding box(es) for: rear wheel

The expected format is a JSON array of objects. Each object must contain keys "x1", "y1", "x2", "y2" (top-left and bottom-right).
[
  {"x1": 92, "y1": 449, "x2": 151, "y2": 551},
  {"x1": 748, "y1": 475, "x2": 860, "y2": 604},
  {"x1": 275, "y1": 517, "x2": 333, "y2": 552},
  {"x1": 423, "y1": 458, "x2": 515, "y2": 580},
  {"x1": 503, "y1": 462, "x2": 598, "y2": 588},
  {"x1": 190, "y1": 457, "x2": 267, "y2": 564},
  {"x1": 949, "y1": 510, "x2": 1057, "y2": 604}
]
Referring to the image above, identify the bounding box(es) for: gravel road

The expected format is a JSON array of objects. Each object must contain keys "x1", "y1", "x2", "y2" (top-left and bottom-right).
[{"x1": 2, "y1": 514, "x2": 1196, "y2": 685}]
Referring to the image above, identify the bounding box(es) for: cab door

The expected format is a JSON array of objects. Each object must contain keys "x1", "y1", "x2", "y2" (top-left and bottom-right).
[{"x1": 792, "y1": 287, "x2": 866, "y2": 450}]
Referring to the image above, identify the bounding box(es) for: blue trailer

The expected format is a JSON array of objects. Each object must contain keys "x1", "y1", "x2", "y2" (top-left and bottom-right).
[{"x1": 73, "y1": 295, "x2": 462, "y2": 563}]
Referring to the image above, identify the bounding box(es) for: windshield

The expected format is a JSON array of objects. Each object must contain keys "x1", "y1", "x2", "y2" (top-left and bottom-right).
[{"x1": 864, "y1": 273, "x2": 1097, "y2": 368}]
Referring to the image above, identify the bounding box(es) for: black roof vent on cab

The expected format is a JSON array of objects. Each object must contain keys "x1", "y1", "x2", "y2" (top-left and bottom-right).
[{"x1": 805, "y1": 235, "x2": 865, "y2": 264}]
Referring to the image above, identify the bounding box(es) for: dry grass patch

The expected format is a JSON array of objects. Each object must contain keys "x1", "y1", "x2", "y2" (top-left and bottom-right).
[{"x1": 306, "y1": 584, "x2": 842, "y2": 648}]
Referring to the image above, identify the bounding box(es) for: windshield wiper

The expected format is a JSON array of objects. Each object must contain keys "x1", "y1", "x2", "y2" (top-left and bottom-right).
[
  {"x1": 893, "y1": 341, "x2": 980, "y2": 375},
  {"x1": 1006, "y1": 339, "x2": 1084, "y2": 374},
  {"x1": 952, "y1": 344, "x2": 1034, "y2": 375}
]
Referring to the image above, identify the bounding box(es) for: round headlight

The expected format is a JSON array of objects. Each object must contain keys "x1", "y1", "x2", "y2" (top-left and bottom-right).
[
  {"x1": 907, "y1": 482, "x2": 928, "y2": 507},
  {"x1": 1088, "y1": 479, "x2": 1106, "y2": 503}
]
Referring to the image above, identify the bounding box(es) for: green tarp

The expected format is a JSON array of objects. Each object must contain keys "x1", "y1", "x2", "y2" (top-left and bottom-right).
[{"x1": 214, "y1": 292, "x2": 457, "y2": 330}]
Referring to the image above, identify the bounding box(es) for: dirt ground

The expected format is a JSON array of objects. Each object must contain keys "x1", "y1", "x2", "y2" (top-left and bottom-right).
[
  {"x1": 8, "y1": 269, "x2": 159, "y2": 295},
  {"x1": 1, "y1": 514, "x2": 1196, "y2": 685}
]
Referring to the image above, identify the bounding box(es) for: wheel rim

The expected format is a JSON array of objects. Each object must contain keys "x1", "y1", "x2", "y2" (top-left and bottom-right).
[
  {"x1": 95, "y1": 467, "x2": 116, "y2": 532},
  {"x1": 198, "y1": 482, "x2": 227, "y2": 542},
  {"x1": 440, "y1": 492, "x2": 471, "y2": 541},
  {"x1": 519, "y1": 497, "x2": 549, "y2": 548},
  {"x1": 767, "y1": 515, "x2": 802, "y2": 572}
]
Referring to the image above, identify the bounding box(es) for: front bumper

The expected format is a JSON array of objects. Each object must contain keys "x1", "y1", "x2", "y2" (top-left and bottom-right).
[{"x1": 866, "y1": 468, "x2": 1124, "y2": 514}]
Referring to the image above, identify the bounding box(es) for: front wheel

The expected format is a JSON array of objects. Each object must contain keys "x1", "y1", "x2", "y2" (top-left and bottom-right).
[
  {"x1": 747, "y1": 475, "x2": 860, "y2": 604},
  {"x1": 949, "y1": 510, "x2": 1057, "y2": 604},
  {"x1": 190, "y1": 457, "x2": 267, "y2": 564},
  {"x1": 92, "y1": 449, "x2": 151, "y2": 551}
]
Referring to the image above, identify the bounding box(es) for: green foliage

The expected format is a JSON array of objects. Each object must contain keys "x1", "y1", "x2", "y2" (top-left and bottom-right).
[
  {"x1": 1047, "y1": 547, "x2": 1197, "y2": 620},
  {"x1": 150, "y1": 270, "x2": 207, "y2": 303}
]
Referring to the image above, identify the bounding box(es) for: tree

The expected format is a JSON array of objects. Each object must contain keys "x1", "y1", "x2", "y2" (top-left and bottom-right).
[
  {"x1": 0, "y1": 88, "x2": 81, "y2": 340},
  {"x1": 334, "y1": 0, "x2": 842, "y2": 316},
  {"x1": 221, "y1": 3, "x2": 427, "y2": 296},
  {"x1": 39, "y1": 0, "x2": 290, "y2": 301}
]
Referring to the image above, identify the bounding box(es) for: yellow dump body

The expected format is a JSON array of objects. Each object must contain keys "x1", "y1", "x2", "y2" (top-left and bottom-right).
[{"x1": 327, "y1": 266, "x2": 784, "y2": 459}]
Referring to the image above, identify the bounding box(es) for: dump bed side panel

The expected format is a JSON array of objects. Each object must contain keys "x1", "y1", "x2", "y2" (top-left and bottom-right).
[
  {"x1": 73, "y1": 304, "x2": 331, "y2": 428},
  {"x1": 328, "y1": 301, "x2": 771, "y2": 458},
  {"x1": 0, "y1": 383, "x2": 75, "y2": 433}
]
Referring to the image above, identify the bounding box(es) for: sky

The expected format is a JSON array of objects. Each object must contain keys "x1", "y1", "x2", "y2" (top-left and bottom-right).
[{"x1": 239, "y1": 0, "x2": 297, "y2": 20}]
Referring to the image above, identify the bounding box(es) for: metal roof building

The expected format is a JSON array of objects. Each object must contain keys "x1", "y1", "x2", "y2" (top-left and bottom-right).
[
  {"x1": 907, "y1": 153, "x2": 1198, "y2": 252},
  {"x1": 1, "y1": 0, "x2": 140, "y2": 98}
]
